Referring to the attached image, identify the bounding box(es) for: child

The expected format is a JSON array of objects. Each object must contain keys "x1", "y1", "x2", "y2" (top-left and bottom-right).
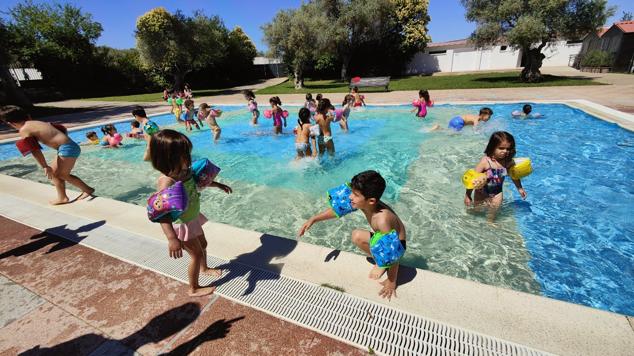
[
  {"x1": 162, "y1": 87, "x2": 169, "y2": 101},
  {"x1": 338, "y1": 94, "x2": 355, "y2": 132},
  {"x1": 351, "y1": 86, "x2": 365, "y2": 107},
  {"x1": 132, "y1": 106, "x2": 160, "y2": 161},
  {"x1": 170, "y1": 94, "x2": 184, "y2": 123},
  {"x1": 431, "y1": 107, "x2": 493, "y2": 132},
  {"x1": 411, "y1": 89, "x2": 433, "y2": 118},
  {"x1": 183, "y1": 99, "x2": 201, "y2": 132},
  {"x1": 84, "y1": 131, "x2": 100, "y2": 145},
  {"x1": 294, "y1": 108, "x2": 312, "y2": 159},
  {"x1": 512, "y1": 104, "x2": 542, "y2": 118},
  {"x1": 183, "y1": 84, "x2": 193, "y2": 99},
  {"x1": 298, "y1": 170, "x2": 406, "y2": 300},
  {"x1": 465, "y1": 131, "x2": 527, "y2": 222},
  {"x1": 242, "y1": 90, "x2": 259, "y2": 125},
  {"x1": 269, "y1": 96, "x2": 286, "y2": 135},
  {"x1": 199, "y1": 103, "x2": 221, "y2": 142},
  {"x1": 304, "y1": 93, "x2": 317, "y2": 113},
  {"x1": 127, "y1": 121, "x2": 144, "y2": 139},
  {"x1": 100, "y1": 124, "x2": 122, "y2": 148},
  {"x1": 1, "y1": 105, "x2": 94, "y2": 205},
  {"x1": 315, "y1": 98, "x2": 335, "y2": 156},
  {"x1": 149, "y1": 129, "x2": 232, "y2": 297}
]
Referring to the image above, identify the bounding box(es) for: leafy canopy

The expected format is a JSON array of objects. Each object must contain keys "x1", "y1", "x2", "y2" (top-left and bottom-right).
[{"x1": 461, "y1": 0, "x2": 615, "y2": 48}]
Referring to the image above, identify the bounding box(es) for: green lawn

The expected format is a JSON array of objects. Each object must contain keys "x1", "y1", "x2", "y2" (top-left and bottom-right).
[
  {"x1": 78, "y1": 88, "x2": 228, "y2": 102},
  {"x1": 256, "y1": 71, "x2": 603, "y2": 94}
]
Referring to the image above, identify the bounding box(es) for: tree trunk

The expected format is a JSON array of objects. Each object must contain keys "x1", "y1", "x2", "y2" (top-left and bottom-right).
[
  {"x1": 520, "y1": 47, "x2": 546, "y2": 83},
  {"x1": 293, "y1": 67, "x2": 304, "y2": 89},
  {"x1": 173, "y1": 72, "x2": 186, "y2": 92},
  {"x1": 0, "y1": 66, "x2": 32, "y2": 107},
  {"x1": 340, "y1": 54, "x2": 351, "y2": 82}
]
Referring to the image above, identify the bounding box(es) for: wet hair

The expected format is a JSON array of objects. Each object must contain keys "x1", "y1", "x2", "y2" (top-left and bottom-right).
[
  {"x1": 131, "y1": 121, "x2": 140, "y2": 128},
  {"x1": 269, "y1": 96, "x2": 282, "y2": 106},
  {"x1": 184, "y1": 99, "x2": 194, "y2": 108},
  {"x1": 351, "y1": 170, "x2": 386, "y2": 200},
  {"x1": 298, "y1": 108, "x2": 311, "y2": 125},
  {"x1": 419, "y1": 89, "x2": 430, "y2": 103},
  {"x1": 479, "y1": 107, "x2": 493, "y2": 118},
  {"x1": 316, "y1": 98, "x2": 332, "y2": 114},
  {"x1": 522, "y1": 104, "x2": 532, "y2": 115},
  {"x1": 342, "y1": 94, "x2": 353, "y2": 106},
  {"x1": 306, "y1": 93, "x2": 313, "y2": 101},
  {"x1": 484, "y1": 131, "x2": 516, "y2": 161},
  {"x1": 351, "y1": 86, "x2": 359, "y2": 93},
  {"x1": 315, "y1": 94, "x2": 323, "y2": 101},
  {"x1": 0, "y1": 105, "x2": 29, "y2": 123},
  {"x1": 242, "y1": 89, "x2": 255, "y2": 100},
  {"x1": 86, "y1": 131, "x2": 98, "y2": 139},
  {"x1": 131, "y1": 106, "x2": 147, "y2": 118},
  {"x1": 101, "y1": 124, "x2": 117, "y2": 135},
  {"x1": 149, "y1": 129, "x2": 192, "y2": 179},
  {"x1": 199, "y1": 103, "x2": 210, "y2": 110}
]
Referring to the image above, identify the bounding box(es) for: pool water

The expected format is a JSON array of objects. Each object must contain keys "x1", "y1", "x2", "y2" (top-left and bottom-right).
[{"x1": 0, "y1": 103, "x2": 632, "y2": 316}]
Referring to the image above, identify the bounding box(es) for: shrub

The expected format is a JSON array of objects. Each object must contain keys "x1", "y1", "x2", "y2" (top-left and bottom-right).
[{"x1": 581, "y1": 50, "x2": 613, "y2": 67}]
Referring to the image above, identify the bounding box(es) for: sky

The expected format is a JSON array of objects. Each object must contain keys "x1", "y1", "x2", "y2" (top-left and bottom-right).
[{"x1": 1, "y1": 0, "x2": 632, "y2": 51}]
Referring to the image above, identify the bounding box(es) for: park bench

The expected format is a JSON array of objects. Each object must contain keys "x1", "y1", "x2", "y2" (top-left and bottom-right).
[{"x1": 349, "y1": 76, "x2": 390, "y2": 91}]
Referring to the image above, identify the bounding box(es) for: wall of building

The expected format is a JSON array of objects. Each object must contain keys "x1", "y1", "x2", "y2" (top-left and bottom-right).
[{"x1": 406, "y1": 41, "x2": 580, "y2": 74}]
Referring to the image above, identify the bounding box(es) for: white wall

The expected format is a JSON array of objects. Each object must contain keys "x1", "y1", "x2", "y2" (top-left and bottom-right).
[{"x1": 406, "y1": 41, "x2": 580, "y2": 74}]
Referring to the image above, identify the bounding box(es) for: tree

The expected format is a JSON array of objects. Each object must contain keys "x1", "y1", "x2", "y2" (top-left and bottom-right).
[
  {"x1": 135, "y1": 8, "x2": 227, "y2": 91},
  {"x1": 6, "y1": 1, "x2": 103, "y2": 93},
  {"x1": 621, "y1": 11, "x2": 633, "y2": 21},
  {"x1": 461, "y1": 0, "x2": 615, "y2": 82},
  {"x1": 0, "y1": 18, "x2": 31, "y2": 107},
  {"x1": 225, "y1": 26, "x2": 257, "y2": 83}
]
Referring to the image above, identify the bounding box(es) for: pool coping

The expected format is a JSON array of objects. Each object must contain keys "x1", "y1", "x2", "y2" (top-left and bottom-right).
[{"x1": 0, "y1": 174, "x2": 633, "y2": 355}]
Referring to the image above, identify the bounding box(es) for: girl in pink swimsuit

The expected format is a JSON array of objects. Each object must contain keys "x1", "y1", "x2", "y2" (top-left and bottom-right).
[{"x1": 269, "y1": 96, "x2": 286, "y2": 135}]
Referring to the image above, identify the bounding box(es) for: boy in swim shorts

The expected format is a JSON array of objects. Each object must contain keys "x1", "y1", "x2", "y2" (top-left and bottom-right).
[
  {"x1": 298, "y1": 170, "x2": 407, "y2": 300},
  {"x1": 1, "y1": 105, "x2": 94, "y2": 205}
]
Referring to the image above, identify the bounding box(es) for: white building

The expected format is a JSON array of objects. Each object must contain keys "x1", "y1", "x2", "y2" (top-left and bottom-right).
[{"x1": 405, "y1": 39, "x2": 583, "y2": 74}]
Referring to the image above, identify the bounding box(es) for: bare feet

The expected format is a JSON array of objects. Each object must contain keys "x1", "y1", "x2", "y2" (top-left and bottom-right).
[
  {"x1": 200, "y1": 268, "x2": 222, "y2": 277},
  {"x1": 188, "y1": 285, "x2": 216, "y2": 297},
  {"x1": 77, "y1": 188, "x2": 95, "y2": 201},
  {"x1": 369, "y1": 265, "x2": 387, "y2": 280},
  {"x1": 429, "y1": 124, "x2": 441, "y2": 131},
  {"x1": 49, "y1": 197, "x2": 70, "y2": 205}
]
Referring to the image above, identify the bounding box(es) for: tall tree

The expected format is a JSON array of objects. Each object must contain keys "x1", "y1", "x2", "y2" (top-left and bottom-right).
[
  {"x1": 225, "y1": 26, "x2": 258, "y2": 82},
  {"x1": 135, "y1": 8, "x2": 227, "y2": 90},
  {"x1": 7, "y1": 1, "x2": 103, "y2": 92},
  {"x1": 0, "y1": 18, "x2": 31, "y2": 107},
  {"x1": 461, "y1": 0, "x2": 615, "y2": 82}
]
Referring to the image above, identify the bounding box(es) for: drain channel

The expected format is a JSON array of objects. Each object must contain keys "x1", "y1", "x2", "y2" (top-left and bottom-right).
[{"x1": 0, "y1": 195, "x2": 550, "y2": 356}]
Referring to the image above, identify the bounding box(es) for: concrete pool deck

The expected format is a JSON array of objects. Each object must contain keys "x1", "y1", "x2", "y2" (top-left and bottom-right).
[{"x1": 0, "y1": 174, "x2": 632, "y2": 355}]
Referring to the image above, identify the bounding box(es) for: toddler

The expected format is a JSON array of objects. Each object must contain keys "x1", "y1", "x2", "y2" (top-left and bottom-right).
[
  {"x1": 198, "y1": 103, "x2": 222, "y2": 142},
  {"x1": 242, "y1": 90, "x2": 259, "y2": 125},
  {"x1": 294, "y1": 108, "x2": 312, "y2": 159},
  {"x1": 183, "y1": 99, "x2": 201, "y2": 131}
]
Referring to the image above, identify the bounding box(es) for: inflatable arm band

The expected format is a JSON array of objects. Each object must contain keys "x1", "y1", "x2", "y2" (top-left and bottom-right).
[
  {"x1": 191, "y1": 158, "x2": 221, "y2": 189},
  {"x1": 15, "y1": 137, "x2": 42, "y2": 156},
  {"x1": 509, "y1": 157, "x2": 532, "y2": 180},
  {"x1": 147, "y1": 181, "x2": 188, "y2": 222},
  {"x1": 462, "y1": 169, "x2": 488, "y2": 190},
  {"x1": 370, "y1": 229, "x2": 405, "y2": 269},
  {"x1": 327, "y1": 183, "x2": 357, "y2": 217}
]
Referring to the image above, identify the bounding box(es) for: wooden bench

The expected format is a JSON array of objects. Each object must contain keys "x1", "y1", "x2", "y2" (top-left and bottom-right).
[{"x1": 349, "y1": 76, "x2": 390, "y2": 91}]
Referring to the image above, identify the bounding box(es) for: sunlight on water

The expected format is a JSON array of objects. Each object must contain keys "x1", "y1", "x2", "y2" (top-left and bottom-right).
[{"x1": 1, "y1": 103, "x2": 632, "y2": 314}]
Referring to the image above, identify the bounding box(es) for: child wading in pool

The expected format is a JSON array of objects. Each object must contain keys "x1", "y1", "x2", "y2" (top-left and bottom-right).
[
  {"x1": 1, "y1": 105, "x2": 94, "y2": 205},
  {"x1": 183, "y1": 99, "x2": 201, "y2": 131},
  {"x1": 242, "y1": 90, "x2": 259, "y2": 125},
  {"x1": 298, "y1": 170, "x2": 406, "y2": 300},
  {"x1": 198, "y1": 103, "x2": 222, "y2": 142},
  {"x1": 431, "y1": 107, "x2": 493, "y2": 132},
  {"x1": 294, "y1": 108, "x2": 312, "y2": 159},
  {"x1": 465, "y1": 131, "x2": 527, "y2": 222},
  {"x1": 132, "y1": 106, "x2": 160, "y2": 161},
  {"x1": 315, "y1": 98, "x2": 335, "y2": 156},
  {"x1": 150, "y1": 129, "x2": 232, "y2": 297}
]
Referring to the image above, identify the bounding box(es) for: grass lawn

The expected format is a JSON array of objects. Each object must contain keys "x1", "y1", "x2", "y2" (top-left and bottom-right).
[
  {"x1": 78, "y1": 88, "x2": 228, "y2": 102},
  {"x1": 256, "y1": 71, "x2": 604, "y2": 94}
]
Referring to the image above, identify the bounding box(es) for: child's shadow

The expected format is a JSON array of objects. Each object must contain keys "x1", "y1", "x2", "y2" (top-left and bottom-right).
[
  {"x1": 19, "y1": 302, "x2": 203, "y2": 356},
  {"x1": 0, "y1": 221, "x2": 106, "y2": 260},
  {"x1": 212, "y1": 234, "x2": 297, "y2": 296},
  {"x1": 365, "y1": 256, "x2": 419, "y2": 288}
]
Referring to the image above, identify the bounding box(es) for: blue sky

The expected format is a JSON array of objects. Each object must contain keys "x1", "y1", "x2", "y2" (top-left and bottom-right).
[{"x1": 1, "y1": 0, "x2": 632, "y2": 50}]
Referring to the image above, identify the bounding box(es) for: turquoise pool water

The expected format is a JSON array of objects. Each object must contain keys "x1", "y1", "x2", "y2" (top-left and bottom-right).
[{"x1": 0, "y1": 103, "x2": 632, "y2": 315}]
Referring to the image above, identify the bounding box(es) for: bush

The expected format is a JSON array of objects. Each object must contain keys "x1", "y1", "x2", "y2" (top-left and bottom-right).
[{"x1": 581, "y1": 50, "x2": 613, "y2": 67}]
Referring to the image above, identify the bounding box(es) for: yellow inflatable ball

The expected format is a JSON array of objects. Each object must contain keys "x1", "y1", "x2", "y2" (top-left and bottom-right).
[{"x1": 462, "y1": 169, "x2": 488, "y2": 189}]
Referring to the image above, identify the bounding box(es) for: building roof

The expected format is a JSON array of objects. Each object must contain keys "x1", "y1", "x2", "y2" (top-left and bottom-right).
[
  {"x1": 253, "y1": 57, "x2": 282, "y2": 65},
  {"x1": 614, "y1": 21, "x2": 634, "y2": 34},
  {"x1": 8, "y1": 68, "x2": 43, "y2": 81},
  {"x1": 427, "y1": 39, "x2": 469, "y2": 48},
  {"x1": 597, "y1": 27, "x2": 610, "y2": 37}
]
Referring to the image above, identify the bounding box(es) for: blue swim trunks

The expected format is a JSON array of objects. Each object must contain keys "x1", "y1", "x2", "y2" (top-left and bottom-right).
[
  {"x1": 57, "y1": 140, "x2": 81, "y2": 158},
  {"x1": 448, "y1": 116, "x2": 465, "y2": 131}
]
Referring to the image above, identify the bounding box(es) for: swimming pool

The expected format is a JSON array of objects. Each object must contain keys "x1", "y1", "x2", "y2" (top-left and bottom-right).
[{"x1": 0, "y1": 103, "x2": 632, "y2": 315}]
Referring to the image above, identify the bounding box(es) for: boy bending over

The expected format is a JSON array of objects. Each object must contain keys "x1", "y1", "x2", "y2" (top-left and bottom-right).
[
  {"x1": 1, "y1": 105, "x2": 94, "y2": 204},
  {"x1": 298, "y1": 170, "x2": 406, "y2": 300}
]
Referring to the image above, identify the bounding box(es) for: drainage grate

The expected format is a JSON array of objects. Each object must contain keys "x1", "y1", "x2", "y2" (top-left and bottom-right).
[{"x1": 0, "y1": 194, "x2": 550, "y2": 356}]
